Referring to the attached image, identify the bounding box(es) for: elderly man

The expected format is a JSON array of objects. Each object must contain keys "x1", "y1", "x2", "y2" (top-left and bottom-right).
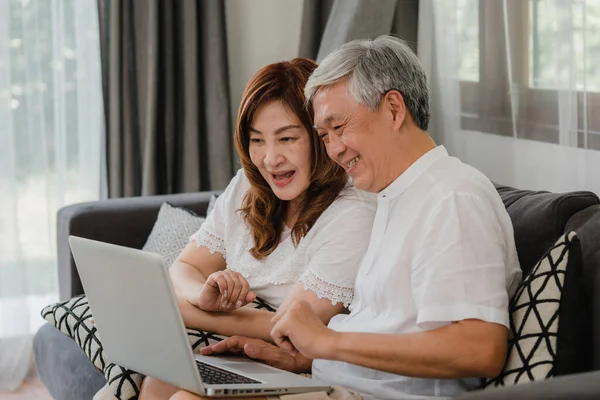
[{"x1": 151, "y1": 35, "x2": 522, "y2": 400}]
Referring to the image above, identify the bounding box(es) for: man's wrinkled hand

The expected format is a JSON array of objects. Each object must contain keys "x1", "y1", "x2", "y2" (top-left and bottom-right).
[
  {"x1": 270, "y1": 300, "x2": 337, "y2": 360},
  {"x1": 200, "y1": 336, "x2": 312, "y2": 373},
  {"x1": 193, "y1": 270, "x2": 255, "y2": 312}
]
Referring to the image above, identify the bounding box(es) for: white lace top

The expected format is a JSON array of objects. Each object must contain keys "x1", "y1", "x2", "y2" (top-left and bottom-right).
[{"x1": 189, "y1": 169, "x2": 376, "y2": 309}]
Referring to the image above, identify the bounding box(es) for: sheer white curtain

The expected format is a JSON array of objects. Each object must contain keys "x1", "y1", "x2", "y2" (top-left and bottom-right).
[
  {"x1": 419, "y1": 0, "x2": 600, "y2": 195},
  {"x1": 0, "y1": 0, "x2": 104, "y2": 391}
]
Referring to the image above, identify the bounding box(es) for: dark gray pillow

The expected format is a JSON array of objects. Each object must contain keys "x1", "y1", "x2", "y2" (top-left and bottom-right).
[
  {"x1": 142, "y1": 202, "x2": 205, "y2": 267},
  {"x1": 494, "y1": 184, "x2": 599, "y2": 275}
]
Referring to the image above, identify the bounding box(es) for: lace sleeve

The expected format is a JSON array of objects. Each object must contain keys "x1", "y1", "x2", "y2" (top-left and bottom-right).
[
  {"x1": 189, "y1": 227, "x2": 226, "y2": 257},
  {"x1": 299, "y1": 269, "x2": 353, "y2": 308}
]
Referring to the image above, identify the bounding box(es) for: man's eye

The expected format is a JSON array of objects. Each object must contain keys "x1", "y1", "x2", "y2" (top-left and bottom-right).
[
  {"x1": 333, "y1": 125, "x2": 344, "y2": 131},
  {"x1": 318, "y1": 132, "x2": 328, "y2": 140}
]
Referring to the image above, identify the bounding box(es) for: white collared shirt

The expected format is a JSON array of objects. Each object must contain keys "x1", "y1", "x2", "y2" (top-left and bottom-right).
[{"x1": 313, "y1": 146, "x2": 522, "y2": 399}]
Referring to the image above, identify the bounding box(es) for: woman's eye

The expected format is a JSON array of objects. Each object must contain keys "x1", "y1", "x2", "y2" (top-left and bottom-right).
[
  {"x1": 280, "y1": 137, "x2": 296, "y2": 142},
  {"x1": 249, "y1": 138, "x2": 263, "y2": 144}
]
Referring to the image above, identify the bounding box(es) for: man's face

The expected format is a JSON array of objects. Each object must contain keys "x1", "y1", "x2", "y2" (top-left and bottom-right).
[{"x1": 313, "y1": 81, "x2": 399, "y2": 193}]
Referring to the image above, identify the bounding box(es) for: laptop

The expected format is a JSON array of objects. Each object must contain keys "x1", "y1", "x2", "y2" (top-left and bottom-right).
[{"x1": 68, "y1": 235, "x2": 330, "y2": 397}]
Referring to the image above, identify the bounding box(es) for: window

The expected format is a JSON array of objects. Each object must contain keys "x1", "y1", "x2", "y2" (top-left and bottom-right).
[
  {"x1": 0, "y1": 0, "x2": 104, "y2": 337},
  {"x1": 456, "y1": 0, "x2": 600, "y2": 150},
  {"x1": 530, "y1": 0, "x2": 600, "y2": 91},
  {"x1": 457, "y1": 0, "x2": 480, "y2": 82}
]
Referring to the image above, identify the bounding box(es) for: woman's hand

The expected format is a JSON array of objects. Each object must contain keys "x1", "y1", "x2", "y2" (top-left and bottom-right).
[{"x1": 193, "y1": 270, "x2": 256, "y2": 312}]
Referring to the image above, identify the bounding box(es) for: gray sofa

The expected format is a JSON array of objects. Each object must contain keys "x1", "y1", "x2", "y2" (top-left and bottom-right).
[{"x1": 34, "y1": 184, "x2": 600, "y2": 400}]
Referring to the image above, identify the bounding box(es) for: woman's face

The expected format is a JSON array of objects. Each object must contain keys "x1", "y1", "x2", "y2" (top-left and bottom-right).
[{"x1": 248, "y1": 101, "x2": 312, "y2": 208}]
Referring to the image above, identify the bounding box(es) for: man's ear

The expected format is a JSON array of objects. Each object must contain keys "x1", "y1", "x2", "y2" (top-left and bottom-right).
[{"x1": 384, "y1": 90, "x2": 406, "y2": 129}]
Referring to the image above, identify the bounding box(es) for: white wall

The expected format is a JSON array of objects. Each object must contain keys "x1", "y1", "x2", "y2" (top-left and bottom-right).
[
  {"x1": 225, "y1": 0, "x2": 304, "y2": 122},
  {"x1": 453, "y1": 131, "x2": 600, "y2": 195}
]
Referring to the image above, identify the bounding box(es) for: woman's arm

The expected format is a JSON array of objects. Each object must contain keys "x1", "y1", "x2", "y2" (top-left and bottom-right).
[
  {"x1": 169, "y1": 242, "x2": 227, "y2": 304},
  {"x1": 177, "y1": 282, "x2": 345, "y2": 342}
]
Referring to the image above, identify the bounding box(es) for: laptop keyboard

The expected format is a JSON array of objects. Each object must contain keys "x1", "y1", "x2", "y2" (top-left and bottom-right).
[{"x1": 196, "y1": 361, "x2": 261, "y2": 385}]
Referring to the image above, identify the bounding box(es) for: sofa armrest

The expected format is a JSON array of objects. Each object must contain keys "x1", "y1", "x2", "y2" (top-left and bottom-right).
[
  {"x1": 455, "y1": 371, "x2": 600, "y2": 399},
  {"x1": 57, "y1": 191, "x2": 218, "y2": 300}
]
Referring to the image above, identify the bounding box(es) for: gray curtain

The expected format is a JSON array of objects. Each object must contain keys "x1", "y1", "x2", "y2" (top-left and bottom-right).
[
  {"x1": 300, "y1": 0, "x2": 419, "y2": 62},
  {"x1": 97, "y1": 0, "x2": 234, "y2": 198}
]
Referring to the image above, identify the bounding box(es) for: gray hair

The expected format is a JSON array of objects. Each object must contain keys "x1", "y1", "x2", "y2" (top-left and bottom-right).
[{"x1": 305, "y1": 35, "x2": 430, "y2": 130}]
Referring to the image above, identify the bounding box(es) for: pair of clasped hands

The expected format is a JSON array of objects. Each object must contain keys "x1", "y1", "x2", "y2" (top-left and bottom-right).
[{"x1": 193, "y1": 270, "x2": 332, "y2": 373}]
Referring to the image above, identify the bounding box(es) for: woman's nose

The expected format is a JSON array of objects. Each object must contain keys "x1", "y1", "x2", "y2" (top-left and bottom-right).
[{"x1": 264, "y1": 146, "x2": 285, "y2": 169}]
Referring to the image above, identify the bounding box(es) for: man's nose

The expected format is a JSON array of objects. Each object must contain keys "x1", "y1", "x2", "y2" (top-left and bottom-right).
[{"x1": 327, "y1": 133, "x2": 346, "y2": 161}]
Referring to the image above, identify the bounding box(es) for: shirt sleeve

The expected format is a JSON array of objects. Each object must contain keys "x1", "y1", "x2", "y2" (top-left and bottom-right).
[
  {"x1": 411, "y1": 191, "x2": 511, "y2": 330},
  {"x1": 189, "y1": 169, "x2": 246, "y2": 258},
  {"x1": 300, "y1": 198, "x2": 376, "y2": 307}
]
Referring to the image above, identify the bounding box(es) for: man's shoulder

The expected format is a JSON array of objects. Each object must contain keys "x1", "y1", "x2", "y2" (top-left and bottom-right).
[{"x1": 425, "y1": 157, "x2": 498, "y2": 200}]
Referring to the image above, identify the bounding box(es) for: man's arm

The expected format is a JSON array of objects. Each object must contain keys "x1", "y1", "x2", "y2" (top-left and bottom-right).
[
  {"x1": 327, "y1": 319, "x2": 506, "y2": 379},
  {"x1": 271, "y1": 301, "x2": 507, "y2": 379}
]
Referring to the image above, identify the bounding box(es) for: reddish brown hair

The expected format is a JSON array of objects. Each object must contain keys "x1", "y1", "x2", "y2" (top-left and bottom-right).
[{"x1": 235, "y1": 58, "x2": 347, "y2": 260}]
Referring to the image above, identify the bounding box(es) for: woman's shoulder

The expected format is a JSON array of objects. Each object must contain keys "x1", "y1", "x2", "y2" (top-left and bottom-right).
[
  {"x1": 222, "y1": 168, "x2": 251, "y2": 202},
  {"x1": 314, "y1": 184, "x2": 377, "y2": 227},
  {"x1": 331, "y1": 184, "x2": 377, "y2": 212},
  {"x1": 211, "y1": 168, "x2": 251, "y2": 224},
  {"x1": 232, "y1": 168, "x2": 251, "y2": 191}
]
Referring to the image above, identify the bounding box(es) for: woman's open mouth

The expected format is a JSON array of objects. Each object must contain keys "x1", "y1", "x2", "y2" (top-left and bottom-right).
[{"x1": 271, "y1": 171, "x2": 295, "y2": 187}]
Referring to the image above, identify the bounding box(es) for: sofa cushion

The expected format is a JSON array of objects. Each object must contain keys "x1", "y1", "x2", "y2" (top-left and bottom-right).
[
  {"x1": 553, "y1": 233, "x2": 590, "y2": 375},
  {"x1": 495, "y1": 184, "x2": 598, "y2": 275},
  {"x1": 564, "y1": 204, "x2": 600, "y2": 370},
  {"x1": 142, "y1": 202, "x2": 206, "y2": 267},
  {"x1": 485, "y1": 232, "x2": 578, "y2": 387}
]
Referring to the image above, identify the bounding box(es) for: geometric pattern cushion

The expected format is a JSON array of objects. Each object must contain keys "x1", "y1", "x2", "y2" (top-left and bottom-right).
[
  {"x1": 484, "y1": 231, "x2": 576, "y2": 387},
  {"x1": 41, "y1": 295, "x2": 276, "y2": 400},
  {"x1": 141, "y1": 202, "x2": 206, "y2": 267}
]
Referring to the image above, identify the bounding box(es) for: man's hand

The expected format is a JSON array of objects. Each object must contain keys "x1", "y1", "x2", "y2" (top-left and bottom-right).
[
  {"x1": 193, "y1": 270, "x2": 256, "y2": 312},
  {"x1": 200, "y1": 336, "x2": 312, "y2": 374},
  {"x1": 270, "y1": 300, "x2": 338, "y2": 359}
]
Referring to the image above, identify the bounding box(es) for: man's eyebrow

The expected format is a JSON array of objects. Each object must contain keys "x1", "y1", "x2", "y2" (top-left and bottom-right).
[{"x1": 313, "y1": 114, "x2": 344, "y2": 130}]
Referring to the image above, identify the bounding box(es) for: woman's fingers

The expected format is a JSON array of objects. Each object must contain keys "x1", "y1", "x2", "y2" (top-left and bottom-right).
[
  {"x1": 207, "y1": 270, "x2": 254, "y2": 310},
  {"x1": 228, "y1": 272, "x2": 245, "y2": 308}
]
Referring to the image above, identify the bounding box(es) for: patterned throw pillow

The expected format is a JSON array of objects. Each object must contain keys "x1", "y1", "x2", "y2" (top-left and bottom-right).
[
  {"x1": 142, "y1": 202, "x2": 206, "y2": 267},
  {"x1": 485, "y1": 231, "x2": 577, "y2": 387},
  {"x1": 41, "y1": 295, "x2": 276, "y2": 400}
]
